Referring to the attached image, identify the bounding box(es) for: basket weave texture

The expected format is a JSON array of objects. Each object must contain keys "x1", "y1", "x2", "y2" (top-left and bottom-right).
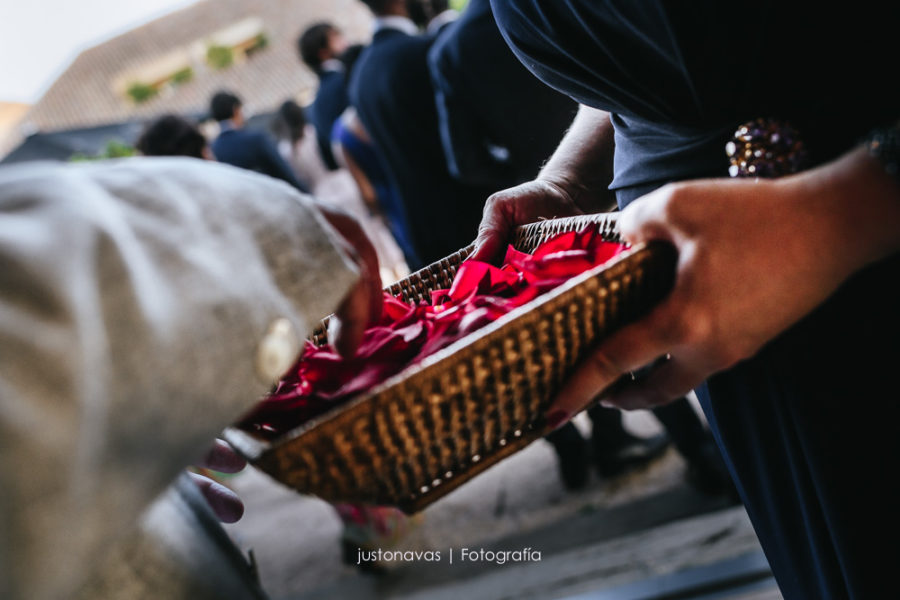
[{"x1": 224, "y1": 213, "x2": 676, "y2": 513}]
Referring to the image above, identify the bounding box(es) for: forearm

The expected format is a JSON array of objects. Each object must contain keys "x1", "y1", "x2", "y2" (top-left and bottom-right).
[
  {"x1": 784, "y1": 145, "x2": 900, "y2": 280},
  {"x1": 538, "y1": 104, "x2": 617, "y2": 212}
]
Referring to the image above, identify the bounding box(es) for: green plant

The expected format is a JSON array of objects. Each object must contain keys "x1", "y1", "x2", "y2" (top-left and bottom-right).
[
  {"x1": 69, "y1": 140, "x2": 137, "y2": 162},
  {"x1": 245, "y1": 32, "x2": 270, "y2": 58},
  {"x1": 126, "y1": 82, "x2": 158, "y2": 104},
  {"x1": 102, "y1": 140, "x2": 137, "y2": 159},
  {"x1": 206, "y1": 44, "x2": 234, "y2": 69},
  {"x1": 253, "y1": 32, "x2": 269, "y2": 50},
  {"x1": 171, "y1": 66, "x2": 194, "y2": 85}
]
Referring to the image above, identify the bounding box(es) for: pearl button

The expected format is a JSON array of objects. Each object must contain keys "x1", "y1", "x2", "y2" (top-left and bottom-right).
[{"x1": 256, "y1": 318, "x2": 300, "y2": 383}]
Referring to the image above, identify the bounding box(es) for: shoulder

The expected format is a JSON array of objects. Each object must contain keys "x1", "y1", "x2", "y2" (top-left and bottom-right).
[
  {"x1": 241, "y1": 129, "x2": 274, "y2": 147},
  {"x1": 0, "y1": 158, "x2": 299, "y2": 229}
]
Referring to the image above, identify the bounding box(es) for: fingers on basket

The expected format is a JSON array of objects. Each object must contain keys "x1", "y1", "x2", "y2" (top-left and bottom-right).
[
  {"x1": 470, "y1": 207, "x2": 513, "y2": 264},
  {"x1": 189, "y1": 472, "x2": 244, "y2": 524},
  {"x1": 601, "y1": 358, "x2": 705, "y2": 411},
  {"x1": 548, "y1": 302, "x2": 680, "y2": 421},
  {"x1": 331, "y1": 285, "x2": 369, "y2": 358},
  {"x1": 200, "y1": 439, "x2": 247, "y2": 473}
]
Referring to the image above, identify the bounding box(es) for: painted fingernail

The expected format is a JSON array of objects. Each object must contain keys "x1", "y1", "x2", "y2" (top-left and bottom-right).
[{"x1": 545, "y1": 410, "x2": 569, "y2": 430}]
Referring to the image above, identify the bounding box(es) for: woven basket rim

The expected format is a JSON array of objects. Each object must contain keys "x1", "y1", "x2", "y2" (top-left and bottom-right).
[{"x1": 229, "y1": 236, "x2": 647, "y2": 454}]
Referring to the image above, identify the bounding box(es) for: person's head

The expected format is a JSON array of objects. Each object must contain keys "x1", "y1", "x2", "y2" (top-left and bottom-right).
[
  {"x1": 338, "y1": 43, "x2": 366, "y2": 77},
  {"x1": 416, "y1": 0, "x2": 449, "y2": 26},
  {"x1": 271, "y1": 100, "x2": 308, "y2": 144},
  {"x1": 209, "y1": 91, "x2": 243, "y2": 125},
  {"x1": 360, "y1": 0, "x2": 434, "y2": 26},
  {"x1": 298, "y1": 22, "x2": 347, "y2": 71},
  {"x1": 358, "y1": 0, "x2": 409, "y2": 17},
  {"x1": 135, "y1": 114, "x2": 209, "y2": 159}
]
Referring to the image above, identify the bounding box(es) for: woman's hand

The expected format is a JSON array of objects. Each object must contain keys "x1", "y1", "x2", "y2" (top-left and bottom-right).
[
  {"x1": 547, "y1": 148, "x2": 900, "y2": 424},
  {"x1": 190, "y1": 439, "x2": 247, "y2": 523},
  {"x1": 471, "y1": 105, "x2": 618, "y2": 264},
  {"x1": 470, "y1": 179, "x2": 585, "y2": 264},
  {"x1": 317, "y1": 205, "x2": 384, "y2": 358}
]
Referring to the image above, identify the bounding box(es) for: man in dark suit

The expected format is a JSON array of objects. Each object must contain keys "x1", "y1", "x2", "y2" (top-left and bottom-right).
[
  {"x1": 208, "y1": 91, "x2": 309, "y2": 192},
  {"x1": 298, "y1": 23, "x2": 350, "y2": 171},
  {"x1": 427, "y1": 0, "x2": 578, "y2": 189},
  {"x1": 348, "y1": 0, "x2": 494, "y2": 265}
]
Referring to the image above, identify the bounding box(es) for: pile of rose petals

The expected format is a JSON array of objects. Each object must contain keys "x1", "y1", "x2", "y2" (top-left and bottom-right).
[{"x1": 237, "y1": 227, "x2": 626, "y2": 439}]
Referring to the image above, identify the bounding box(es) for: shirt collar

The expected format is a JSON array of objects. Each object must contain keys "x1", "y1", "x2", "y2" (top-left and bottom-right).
[
  {"x1": 218, "y1": 119, "x2": 238, "y2": 133},
  {"x1": 426, "y1": 9, "x2": 459, "y2": 35},
  {"x1": 319, "y1": 58, "x2": 344, "y2": 73},
  {"x1": 373, "y1": 15, "x2": 420, "y2": 37}
]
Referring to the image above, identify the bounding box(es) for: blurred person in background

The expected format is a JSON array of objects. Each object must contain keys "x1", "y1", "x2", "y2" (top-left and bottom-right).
[
  {"x1": 423, "y1": 0, "x2": 459, "y2": 35},
  {"x1": 331, "y1": 43, "x2": 423, "y2": 270},
  {"x1": 272, "y1": 99, "x2": 410, "y2": 283},
  {"x1": 208, "y1": 90, "x2": 310, "y2": 193},
  {"x1": 298, "y1": 22, "x2": 350, "y2": 171},
  {"x1": 348, "y1": 0, "x2": 495, "y2": 265},
  {"x1": 135, "y1": 114, "x2": 211, "y2": 160}
]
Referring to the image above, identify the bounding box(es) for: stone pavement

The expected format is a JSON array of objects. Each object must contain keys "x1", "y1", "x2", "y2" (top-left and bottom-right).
[{"x1": 223, "y1": 406, "x2": 778, "y2": 600}]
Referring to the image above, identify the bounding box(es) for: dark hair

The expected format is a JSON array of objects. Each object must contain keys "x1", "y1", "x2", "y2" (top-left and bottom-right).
[
  {"x1": 136, "y1": 114, "x2": 207, "y2": 158},
  {"x1": 271, "y1": 100, "x2": 307, "y2": 144},
  {"x1": 338, "y1": 43, "x2": 366, "y2": 78},
  {"x1": 358, "y1": 0, "x2": 392, "y2": 15},
  {"x1": 298, "y1": 22, "x2": 335, "y2": 70},
  {"x1": 209, "y1": 91, "x2": 241, "y2": 122}
]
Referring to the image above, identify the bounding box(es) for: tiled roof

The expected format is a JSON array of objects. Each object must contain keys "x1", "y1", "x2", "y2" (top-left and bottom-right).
[{"x1": 21, "y1": 0, "x2": 372, "y2": 133}]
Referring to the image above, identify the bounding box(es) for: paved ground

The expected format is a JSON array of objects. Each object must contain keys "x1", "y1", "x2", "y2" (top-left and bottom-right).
[{"x1": 223, "y1": 402, "x2": 776, "y2": 600}]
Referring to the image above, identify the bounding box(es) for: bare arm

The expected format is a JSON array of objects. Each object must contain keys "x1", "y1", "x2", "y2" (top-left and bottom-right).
[
  {"x1": 471, "y1": 104, "x2": 617, "y2": 263},
  {"x1": 538, "y1": 103, "x2": 617, "y2": 213},
  {"x1": 547, "y1": 145, "x2": 900, "y2": 423}
]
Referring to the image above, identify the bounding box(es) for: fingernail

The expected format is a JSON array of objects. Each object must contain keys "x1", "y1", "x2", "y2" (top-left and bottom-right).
[{"x1": 545, "y1": 410, "x2": 569, "y2": 430}]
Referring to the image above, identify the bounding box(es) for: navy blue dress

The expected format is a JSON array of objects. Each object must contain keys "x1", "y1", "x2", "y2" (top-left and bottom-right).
[{"x1": 491, "y1": 1, "x2": 900, "y2": 597}]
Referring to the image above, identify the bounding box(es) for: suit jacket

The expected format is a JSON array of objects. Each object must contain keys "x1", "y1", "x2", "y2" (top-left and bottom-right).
[
  {"x1": 308, "y1": 68, "x2": 349, "y2": 171},
  {"x1": 428, "y1": 0, "x2": 577, "y2": 188},
  {"x1": 0, "y1": 158, "x2": 357, "y2": 599},
  {"x1": 348, "y1": 25, "x2": 494, "y2": 265},
  {"x1": 211, "y1": 126, "x2": 309, "y2": 192}
]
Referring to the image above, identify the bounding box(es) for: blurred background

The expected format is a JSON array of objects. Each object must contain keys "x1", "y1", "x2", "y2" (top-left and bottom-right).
[{"x1": 0, "y1": 0, "x2": 375, "y2": 162}]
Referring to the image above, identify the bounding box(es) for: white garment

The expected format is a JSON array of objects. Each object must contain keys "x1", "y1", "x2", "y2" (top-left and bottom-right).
[
  {"x1": 426, "y1": 9, "x2": 460, "y2": 34},
  {"x1": 0, "y1": 158, "x2": 358, "y2": 599},
  {"x1": 373, "y1": 14, "x2": 420, "y2": 36}
]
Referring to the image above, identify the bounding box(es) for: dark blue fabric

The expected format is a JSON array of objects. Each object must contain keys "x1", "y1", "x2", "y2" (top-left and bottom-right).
[
  {"x1": 491, "y1": 1, "x2": 900, "y2": 598},
  {"x1": 211, "y1": 128, "x2": 308, "y2": 193},
  {"x1": 348, "y1": 27, "x2": 494, "y2": 264},
  {"x1": 427, "y1": 0, "x2": 577, "y2": 188},
  {"x1": 332, "y1": 117, "x2": 423, "y2": 269},
  {"x1": 492, "y1": 1, "x2": 900, "y2": 198},
  {"x1": 309, "y1": 70, "x2": 349, "y2": 171}
]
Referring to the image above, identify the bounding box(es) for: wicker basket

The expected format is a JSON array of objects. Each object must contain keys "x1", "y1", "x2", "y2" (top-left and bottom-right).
[{"x1": 224, "y1": 213, "x2": 676, "y2": 513}]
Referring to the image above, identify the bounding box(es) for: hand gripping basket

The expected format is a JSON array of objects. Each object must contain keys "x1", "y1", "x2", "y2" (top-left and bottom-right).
[{"x1": 224, "y1": 213, "x2": 676, "y2": 513}]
